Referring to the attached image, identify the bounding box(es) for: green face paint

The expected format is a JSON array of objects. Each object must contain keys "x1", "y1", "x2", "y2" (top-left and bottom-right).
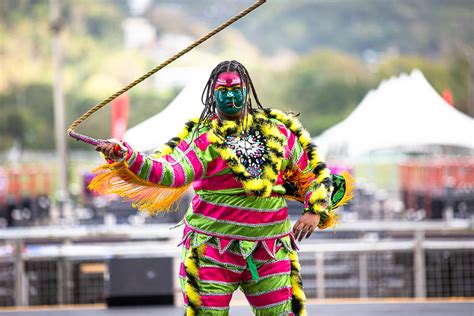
[
  {"x1": 214, "y1": 87, "x2": 246, "y2": 114},
  {"x1": 214, "y1": 72, "x2": 247, "y2": 116}
]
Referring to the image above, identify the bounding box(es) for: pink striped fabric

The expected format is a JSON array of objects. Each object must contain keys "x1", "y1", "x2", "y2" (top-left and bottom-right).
[
  {"x1": 278, "y1": 124, "x2": 290, "y2": 138},
  {"x1": 287, "y1": 130, "x2": 297, "y2": 153},
  {"x1": 296, "y1": 150, "x2": 309, "y2": 170},
  {"x1": 204, "y1": 244, "x2": 247, "y2": 267},
  {"x1": 128, "y1": 152, "x2": 143, "y2": 174},
  {"x1": 177, "y1": 140, "x2": 204, "y2": 179},
  {"x1": 191, "y1": 196, "x2": 288, "y2": 224},
  {"x1": 246, "y1": 286, "x2": 292, "y2": 308},
  {"x1": 183, "y1": 293, "x2": 233, "y2": 309},
  {"x1": 179, "y1": 262, "x2": 186, "y2": 279},
  {"x1": 180, "y1": 237, "x2": 294, "y2": 313},
  {"x1": 148, "y1": 159, "x2": 163, "y2": 183},
  {"x1": 204, "y1": 156, "x2": 229, "y2": 177},
  {"x1": 193, "y1": 173, "x2": 242, "y2": 191},
  {"x1": 200, "y1": 294, "x2": 233, "y2": 308},
  {"x1": 163, "y1": 155, "x2": 186, "y2": 187},
  {"x1": 194, "y1": 132, "x2": 211, "y2": 152},
  {"x1": 200, "y1": 266, "x2": 241, "y2": 283},
  {"x1": 252, "y1": 243, "x2": 283, "y2": 260}
]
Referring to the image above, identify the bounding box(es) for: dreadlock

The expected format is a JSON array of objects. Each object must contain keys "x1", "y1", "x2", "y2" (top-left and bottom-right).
[{"x1": 190, "y1": 60, "x2": 265, "y2": 140}]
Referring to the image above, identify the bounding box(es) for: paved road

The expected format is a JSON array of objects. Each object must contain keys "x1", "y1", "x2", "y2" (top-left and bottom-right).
[{"x1": 1, "y1": 301, "x2": 473, "y2": 316}]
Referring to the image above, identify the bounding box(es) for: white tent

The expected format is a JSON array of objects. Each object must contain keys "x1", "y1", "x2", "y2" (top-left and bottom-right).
[
  {"x1": 124, "y1": 71, "x2": 209, "y2": 152},
  {"x1": 315, "y1": 69, "x2": 474, "y2": 160}
]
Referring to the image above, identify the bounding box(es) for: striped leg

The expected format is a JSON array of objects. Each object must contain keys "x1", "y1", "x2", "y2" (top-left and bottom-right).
[
  {"x1": 240, "y1": 246, "x2": 296, "y2": 316},
  {"x1": 179, "y1": 243, "x2": 244, "y2": 315}
]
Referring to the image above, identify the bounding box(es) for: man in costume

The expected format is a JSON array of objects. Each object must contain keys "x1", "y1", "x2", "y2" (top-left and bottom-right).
[{"x1": 94, "y1": 60, "x2": 351, "y2": 316}]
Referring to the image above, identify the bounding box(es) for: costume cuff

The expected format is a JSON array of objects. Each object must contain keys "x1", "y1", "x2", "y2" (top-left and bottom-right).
[{"x1": 303, "y1": 184, "x2": 330, "y2": 214}]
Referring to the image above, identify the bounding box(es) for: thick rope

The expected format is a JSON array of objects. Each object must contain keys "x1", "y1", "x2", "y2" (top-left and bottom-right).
[{"x1": 68, "y1": 0, "x2": 266, "y2": 135}]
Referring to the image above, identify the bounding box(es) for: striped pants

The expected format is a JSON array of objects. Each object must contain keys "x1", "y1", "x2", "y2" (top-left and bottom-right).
[{"x1": 179, "y1": 239, "x2": 306, "y2": 315}]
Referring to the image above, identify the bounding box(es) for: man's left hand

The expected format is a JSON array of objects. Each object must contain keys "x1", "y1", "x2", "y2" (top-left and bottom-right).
[{"x1": 293, "y1": 212, "x2": 320, "y2": 242}]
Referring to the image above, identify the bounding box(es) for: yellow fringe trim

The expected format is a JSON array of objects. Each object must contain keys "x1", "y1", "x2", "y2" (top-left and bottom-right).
[
  {"x1": 208, "y1": 111, "x2": 285, "y2": 197},
  {"x1": 88, "y1": 162, "x2": 190, "y2": 216},
  {"x1": 184, "y1": 244, "x2": 206, "y2": 314},
  {"x1": 332, "y1": 170, "x2": 355, "y2": 209},
  {"x1": 289, "y1": 251, "x2": 306, "y2": 316},
  {"x1": 267, "y1": 109, "x2": 323, "y2": 174},
  {"x1": 316, "y1": 167, "x2": 331, "y2": 184}
]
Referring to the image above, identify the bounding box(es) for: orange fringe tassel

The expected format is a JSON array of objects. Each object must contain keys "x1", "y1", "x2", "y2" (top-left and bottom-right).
[
  {"x1": 88, "y1": 162, "x2": 190, "y2": 216},
  {"x1": 283, "y1": 168, "x2": 317, "y2": 203}
]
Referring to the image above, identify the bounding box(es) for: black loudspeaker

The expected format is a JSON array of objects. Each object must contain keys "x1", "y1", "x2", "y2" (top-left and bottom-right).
[{"x1": 106, "y1": 257, "x2": 174, "y2": 306}]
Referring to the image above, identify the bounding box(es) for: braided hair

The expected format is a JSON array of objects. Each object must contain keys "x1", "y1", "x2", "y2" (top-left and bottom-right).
[{"x1": 192, "y1": 60, "x2": 264, "y2": 137}]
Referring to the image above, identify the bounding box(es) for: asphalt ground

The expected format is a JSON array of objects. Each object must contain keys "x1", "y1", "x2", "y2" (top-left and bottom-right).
[{"x1": 1, "y1": 299, "x2": 473, "y2": 316}]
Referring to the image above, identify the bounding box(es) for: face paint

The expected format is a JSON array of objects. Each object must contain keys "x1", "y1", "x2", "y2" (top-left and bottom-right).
[{"x1": 214, "y1": 72, "x2": 247, "y2": 116}]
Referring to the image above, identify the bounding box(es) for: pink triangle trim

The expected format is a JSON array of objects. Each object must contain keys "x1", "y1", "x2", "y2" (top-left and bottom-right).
[
  {"x1": 217, "y1": 237, "x2": 233, "y2": 254},
  {"x1": 262, "y1": 238, "x2": 277, "y2": 259}
]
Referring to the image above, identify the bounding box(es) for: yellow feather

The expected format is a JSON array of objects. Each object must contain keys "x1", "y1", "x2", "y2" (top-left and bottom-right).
[
  {"x1": 185, "y1": 284, "x2": 200, "y2": 306},
  {"x1": 263, "y1": 165, "x2": 277, "y2": 180},
  {"x1": 197, "y1": 243, "x2": 206, "y2": 257},
  {"x1": 266, "y1": 139, "x2": 280, "y2": 149},
  {"x1": 219, "y1": 149, "x2": 233, "y2": 160},
  {"x1": 184, "y1": 247, "x2": 202, "y2": 308},
  {"x1": 259, "y1": 124, "x2": 273, "y2": 135},
  {"x1": 153, "y1": 144, "x2": 173, "y2": 157},
  {"x1": 207, "y1": 130, "x2": 220, "y2": 143},
  {"x1": 310, "y1": 203, "x2": 325, "y2": 213},
  {"x1": 177, "y1": 129, "x2": 188, "y2": 140},
  {"x1": 186, "y1": 259, "x2": 199, "y2": 277},
  {"x1": 289, "y1": 251, "x2": 307, "y2": 316},
  {"x1": 243, "y1": 115, "x2": 254, "y2": 126},
  {"x1": 316, "y1": 168, "x2": 331, "y2": 184},
  {"x1": 243, "y1": 178, "x2": 265, "y2": 191},
  {"x1": 267, "y1": 125, "x2": 281, "y2": 136},
  {"x1": 309, "y1": 186, "x2": 329, "y2": 204},
  {"x1": 234, "y1": 165, "x2": 247, "y2": 174}
]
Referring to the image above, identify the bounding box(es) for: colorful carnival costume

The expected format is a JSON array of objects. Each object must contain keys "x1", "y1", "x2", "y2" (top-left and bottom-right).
[
  {"x1": 90, "y1": 108, "x2": 352, "y2": 316},
  {"x1": 90, "y1": 60, "x2": 353, "y2": 316}
]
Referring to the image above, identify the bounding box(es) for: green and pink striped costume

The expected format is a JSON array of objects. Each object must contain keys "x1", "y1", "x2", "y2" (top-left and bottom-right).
[{"x1": 96, "y1": 110, "x2": 334, "y2": 315}]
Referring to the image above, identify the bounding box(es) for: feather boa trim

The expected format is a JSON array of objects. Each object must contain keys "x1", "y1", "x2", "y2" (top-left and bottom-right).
[
  {"x1": 184, "y1": 244, "x2": 206, "y2": 315},
  {"x1": 207, "y1": 112, "x2": 285, "y2": 197},
  {"x1": 263, "y1": 109, "x2": 340, "y2": 229},
  {"x1": 289, "y1": 250, "x2": 306, "y2": 315}
]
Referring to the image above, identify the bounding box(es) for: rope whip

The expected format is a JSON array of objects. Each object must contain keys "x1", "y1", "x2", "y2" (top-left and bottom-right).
[{"x1": 67, "y1": 0, "x2": 266, "y2": 147}]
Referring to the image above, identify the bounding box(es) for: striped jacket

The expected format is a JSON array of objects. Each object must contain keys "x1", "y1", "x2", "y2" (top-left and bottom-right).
[{"x1": 116, "y1": 112, "x2": 331, "y2": 258}]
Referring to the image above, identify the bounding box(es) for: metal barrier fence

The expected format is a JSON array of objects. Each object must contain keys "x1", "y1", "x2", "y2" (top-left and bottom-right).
[{"x1": 0, "y1": 220, "x2": 472, "y2": 306}]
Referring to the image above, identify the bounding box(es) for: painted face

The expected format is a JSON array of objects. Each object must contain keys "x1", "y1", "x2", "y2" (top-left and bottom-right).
[{"x1": 214, "y1": 72, "x2": 247, "y2": 116}]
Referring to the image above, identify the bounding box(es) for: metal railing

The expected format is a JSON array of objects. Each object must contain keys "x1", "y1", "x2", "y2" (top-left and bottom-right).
[{"x1": 0, "y1": 219, "x2": 472, "y2": 306}]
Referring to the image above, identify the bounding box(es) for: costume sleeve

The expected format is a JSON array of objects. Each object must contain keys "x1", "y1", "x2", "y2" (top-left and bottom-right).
[
  {"x1": 287, "y1": 130, "x2": 335, "y2": 228},
  {"x1": 122, "y1": 133, "x2": 205, "y2": 188},
  {"x1": 88, "y1": 120, "x2": 206, "y2": 215}
]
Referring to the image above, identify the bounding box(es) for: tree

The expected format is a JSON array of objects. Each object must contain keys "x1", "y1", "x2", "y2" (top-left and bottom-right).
[{"x1": 265, "y1": 49, "x2": 374, "y2": 136}]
